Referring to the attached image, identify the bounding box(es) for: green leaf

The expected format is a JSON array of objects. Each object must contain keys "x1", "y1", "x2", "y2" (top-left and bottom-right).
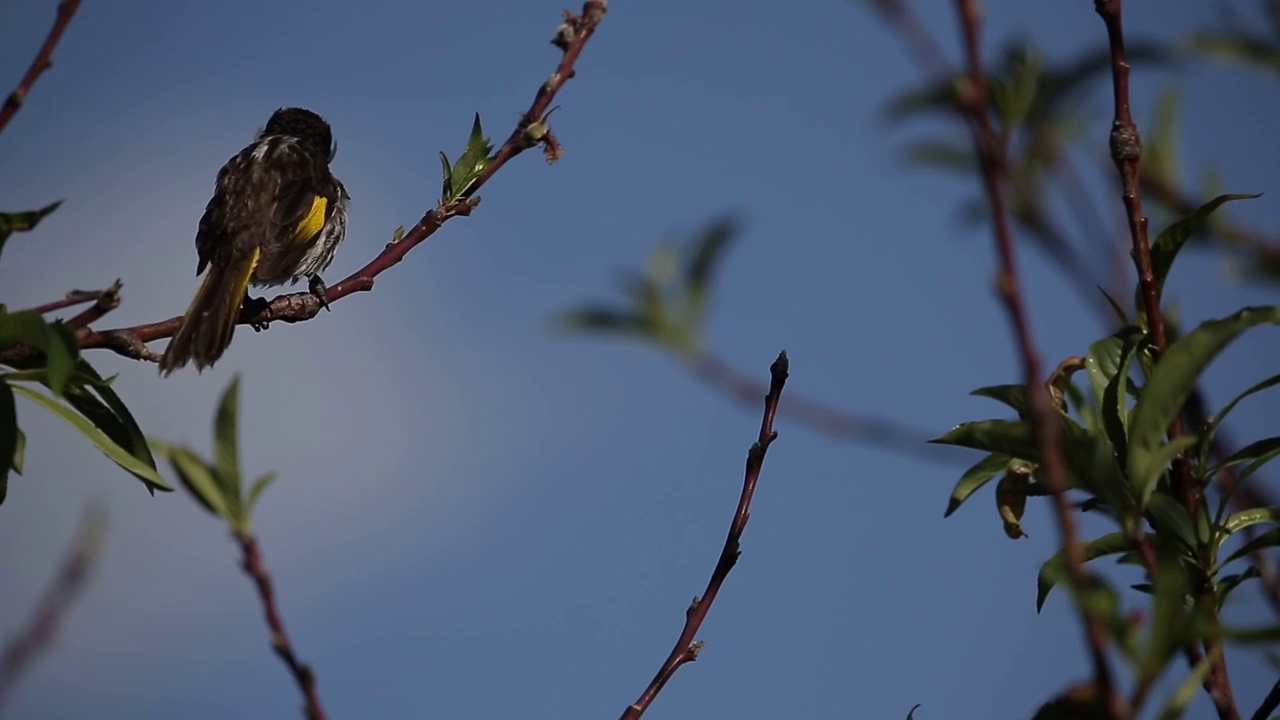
[
  {"x1": 438, "y1": 151, "x2": 454, "y2": 200},
  {"x1": 1199, "y1": 371, "x2": 1280, "y2": 469},
  {"x1": 1146, "y1": 549, "x2": 1191, "y2": 675},
  {"x1": 0, "y1": 382, "x2": 15, "y2": 506},
  {"x1": 1098, "y1": 287, "x2": 1131, "y2": 326},
  {"x1": 1240, "y1": 444, "x2": 1280, "y2": 484},
  {"x1": 1156, "y1": 647, "x2": 1219, "y2": 720},
  {"x1": 1137, "y1": 435, "x2": 1200, "y2": 507},
  {"x1": 899, "y1": 139, "x2": 975, "y2": 174},
  {"x1": 1143, "y1": 86, "x2": 1180, "y2": 190},
  {"x1": 930, "y1": 419, "x2": 1038, "y2": 461},
  {"x1": 552, "y1": 307, "x2": 654, "y2": 338},
  {"x1": 64, "y1": 361, "x2": 158, "y2": 485},
  {"x1": 1100, "y1": 330, "x2": 1145, "y2": 467},
  {"x1": 9, "y1": 384, "x2": 171, "y2": 493},
  {"x1": 246, "y1": 471, "x2": 278, "y2": 517},
  {"x1": 1210, "y1": 436, "x2": 1280, "y2": 478},
  {"x1": 1036, "y1": 532, "x2": 1133, "y2": 612},
  {"x1": 0, "y1": 311, "x2": 78, "y2": 396},
  {"x1": 944, "y1": 453, "x2": 1011, "y2": 517},
  {"x1": 213, "y1": 376, "x2": 242, "y2": 511},
  {"x1": 970, "y1": 384, "x2": 1030, "y2": 419},
  {"x1": 1216, "y1": 566, "x2": 1261, "y2": 606},
  {"x1": 1148, "y1": 194, "x2": 1259, "y2": 307},
  {"x1": 1221, "y1": 526, "x2": 1280, "y2": 567},
  {"x1": 1189, "y1": 33, "x2": 1280, "y2": 75},
  {"x1": 1223, "y1": 507, "x2": 1280, "y2": 536},
  {"x1": 1127, "y1": 306, "x2": 1280, "y2": 505},
  {"x1": 444, "y1": 113, "x2": 494, "y2": 202},
  {"x1": 1146, "y1": 492, "x2": 1197, "y2": 553},
  {"x1": 998, "y1": 49, "x2": 1042, "y2": 131},
  {"x1": 152, "y1": 440, "x2": 227, "y2": 519},
  {"x1": 0, "y1": 201, "x2": 63, "y2": 263}
]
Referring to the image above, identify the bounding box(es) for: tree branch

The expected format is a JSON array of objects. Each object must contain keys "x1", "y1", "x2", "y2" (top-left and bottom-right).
[
  {"x1": 0, "y1": 503, "x2": 106, "y2": 714},
  {"x1": 618, "y1": 351, "x2": 788, "y2": 720},
  {"x1": 234, "y1": 531, "x2": 325, "y2": 720},
  {"x1": 952, "y1": 1, "x2": 1123, "y2": 717},
  {"x1": 0, "y1": 0, "x2": 82, "y2": 136},
  {"x1": 55, "y1": 1, "x2": 608, "y2": 363},
  {"x1": 1094, "y1": 2, "x2": 1239, "y2": 717}
]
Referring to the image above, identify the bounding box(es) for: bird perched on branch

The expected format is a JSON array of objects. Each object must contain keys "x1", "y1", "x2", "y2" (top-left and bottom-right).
[{"x1": 159, "y1": 107, "x2": 349, "y2": 375}]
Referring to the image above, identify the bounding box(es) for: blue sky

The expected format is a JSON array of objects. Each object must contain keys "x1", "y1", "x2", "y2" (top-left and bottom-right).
[{"x1": 1, "y1": 0, "x2": 1278, "y2": 718}]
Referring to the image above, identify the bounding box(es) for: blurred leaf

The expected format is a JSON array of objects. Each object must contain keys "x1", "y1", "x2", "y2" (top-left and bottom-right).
[
  {"x1": 1156, "y1": 647, "x2": 1219, "y2": 720},
  {"x1": 996, "y1": 49, "x2": 1042, "y2": 132},
  {"x1": 930, "y1": 419, "x2": 1038, "y2": 461},
  {"x1": 1216, "y1": 566, "x2": 1261, "y2": 606},
  {"x1": 213, "y1": 376, "x2": 242, "y2": 515},
  {"x1": 553, "y1": 307, "x2": 654, "y2": 338},
  {"x1": 0, "y1": 201, "x2": 63, "y2": 264},
  {"x1": 1127, "y1": 306, "x2": 1280, "y2": 505},
  {"x1": 900, "y1": 139, "x2": 976, "y2": 174},
  {"x1": 685, "y1": 217, "x2": 738, "y2": 316},
  {"x1": 1036, "y1": 532, "x2": 1133, "y2": 612},
  {"x1": 1147, "y1": 549, "x2": 1191, "y2": 675},
  {"x1": 0, "y1": 382, "x2": 14, "y2": 506},
  {"x1": 944, "y1": 452, "x2": 1011, "y2": 517},
  {"x1": 1201, "y1": 371, "x2": 1280, "y2": 470},
  {"x1": 1099, "y1": 288, "x2": 1131, "y2": 327},
  {"x1": 1143, "y1": 86, "x2": 1181, "y2": 190},
  {"x1": 1148, "y1": 194, "x2": 1260, "y2": 307},
  {"x1": 9, "y1": 385, "x2": 171, "y2": 493},
  {"x1": 1240, "y1": 444, "x2": 1280, "y2": 484},
  {"x1": 1189, "y1": 33, "x2": 1280, "y2": 75},
  {"x1": 906, "y1": 704, "x2": 921, "y2": 720},
  {"x1": 1210, "y1": 436, "x2": 1280, "y2": 478},
  {"x1": 152, "y1": 441, "x2": 227, "y2": 519},
  {"x1": 246, "y1": 471, "x2": 277, "y2": 518}
]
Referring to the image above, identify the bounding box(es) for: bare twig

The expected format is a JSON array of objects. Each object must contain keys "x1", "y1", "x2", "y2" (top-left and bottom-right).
[
  {"x1": 619, "y1": 351, "x2": 788, "y2": 720},
  {"x1": 688, "y1": 353, "x2": 960, "y2": 465},
  {"x1": 43, "y1": 1, "x2": 608, "y2": 365},
  {"x1": 25, "y1": 286, "x2": 115, "y2": 316},
  {"x1": 0, "y1": 0, "x2": 82, "y2": 136},
  {"x1": 1251, "y1": 677, "x2": 1280, "y2": 720},
  {"x1": 0, "y1": 503, "x2": 106, "y2": 714},
  {"x1": 951, "y1": 1, "x2": 1123, "y2": 717},
  {"x1": 234, "y1": 531, "x2": 325, "y2": 720}
]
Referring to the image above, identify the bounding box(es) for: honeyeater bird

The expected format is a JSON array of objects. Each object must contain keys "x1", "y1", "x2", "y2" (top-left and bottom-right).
[{"x1": 158, "y1": 107, "x2": 349, "y2": 376}]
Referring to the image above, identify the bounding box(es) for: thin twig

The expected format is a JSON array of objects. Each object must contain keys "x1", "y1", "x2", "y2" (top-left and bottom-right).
[
  {"x1": 234, "y1": 531, "x2": 326, "y2": 720},
  {"x1": 951, "y1": 1, "x2": 1123, "y2": 717},
  {"x1": 618, "y1": 351, "x2": 789, "y2": 720},
  {"x1": 688, "y1": 353, "x2": 961, "y2": 465},
  {"x1": 1251, "y1": 677, "x2": 1280, "y2": 720},
  {"x1": 40, "y1": 1, "x2": 608, "y2": 365},
  {"x1": 25, "y1": 286, "x2": 114, "y2": 316},
  {"x1": 63, "y1": 282, "x2": 122, "y2": 330},
  {"x1": 0, "y1": 0, "x2": 82, "y2": 136},
  {"x1": 0, "y1": 503, "x2": 106, "y2": 714},
  {"x1": 1093, "y1": 2, "x2": 1239, "y2": 717}
]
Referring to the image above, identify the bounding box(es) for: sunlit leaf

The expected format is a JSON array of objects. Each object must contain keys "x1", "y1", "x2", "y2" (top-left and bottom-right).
[
  {"x1": 151, "y1": 440, "x2": 227, "y2": 519},
  {"x1": 944, "y1": 452, "x2": 1011, "y2": 517},
  {"x1": 930, "y1": 419, "x2": 1038, "y2": 461}
]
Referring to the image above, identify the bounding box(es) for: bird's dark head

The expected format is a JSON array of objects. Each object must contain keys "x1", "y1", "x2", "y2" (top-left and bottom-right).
[{"x1": 262, "y1": 107, "x2": 337, "y2": 163}]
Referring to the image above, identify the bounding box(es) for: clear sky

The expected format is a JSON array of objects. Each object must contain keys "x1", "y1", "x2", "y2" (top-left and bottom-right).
[{"x1": 1, "y1": 0, "x2": 1277, "y2": 718}]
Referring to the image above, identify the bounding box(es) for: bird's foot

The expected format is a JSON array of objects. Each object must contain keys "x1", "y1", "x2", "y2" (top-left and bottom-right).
[
  {"x1": 309, "y1": 275, "x2": 331, "y2": 312},
  {"x1": 243, "y1": 294, "x2": 271, "y2": 332}
]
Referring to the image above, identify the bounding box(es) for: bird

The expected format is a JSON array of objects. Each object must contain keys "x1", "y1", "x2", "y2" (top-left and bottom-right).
[{"x1": 158, "y1": 107, "x2": 350, "y2": 376}]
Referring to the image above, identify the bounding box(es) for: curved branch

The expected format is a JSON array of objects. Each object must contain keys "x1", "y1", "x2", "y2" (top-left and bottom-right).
[
  {"x1": 0, "y1": 0, "x2": 82, "y2": 136},
  {"x1": 63, "y1": 1, "x2": 608, "y2": 362},
  {"x1": 619, "y1": 352, "x2": 788, "y2": 719}
]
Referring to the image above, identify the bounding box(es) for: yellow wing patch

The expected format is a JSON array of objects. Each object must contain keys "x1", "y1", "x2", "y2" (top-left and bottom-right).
[{"x1": 292, "y1": 195, "x2": 329, "y2": 244}]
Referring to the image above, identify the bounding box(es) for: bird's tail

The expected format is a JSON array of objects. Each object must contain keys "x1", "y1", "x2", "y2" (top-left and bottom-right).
[{"x1": 158, "y1": 248, "x2": 260, "y2": 376}]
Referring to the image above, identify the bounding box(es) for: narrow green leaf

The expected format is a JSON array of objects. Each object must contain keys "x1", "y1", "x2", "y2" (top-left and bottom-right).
[
  {"x1": 552, "y1": 307, "x2": 654, "y2": 338},
  {"x1": 944, "y1": 453, "x2": 1011, "y2": 517},
  {"x1": 1127, "y1": 306, "x2": 1280, "y2": 504},
  {"x1": 1210, "y1": 436, "x2": 1280, "y2": 478},
  {"x1": 1216, "y1": 566, "x2": 1261, "y2": 606},
  {"x1": 1036, "y1": 532, "x2": 1132, "y2": 612},
  {"x1": 1148, "y1": 194, "x2": 1260, "y2": 305},
  {"x1": 1145, "y1": 492, "x2": 1197, "y2": 553},
  {"x1": 899, "y1": 140, "x2": 975, "y2": 173},
  {"x1": 68, "y1": 361, "x2": 158, "y2": 480},
  {"x1": 930, "y1": 419, "x2": 1038, "y2": 461},
  {"x1": 1221, "y1": 526, "x2": 1280, "y2": 567},
  {"x1": 1157, "y1": 647, "x2": 1219, "y2": 720},
  {"x1": 1223, "y1": 507, "x2": 1280, "y2": 536},
  {"x1": 1100, "y1": 330, "x2": 1145, "y2": 468},
  {"x1": 0, "y1": 382, "x2": 15, "y2": 506},
  {"x1": 9, "y1": 385, "x2": 171, "y2": 493},
  {"x1": 0, "y1": 311, "x2": 78, "y2": 395},
  {"x1": 438, "y1": 151, "x2": 454, "y2": 200},
  {"x1": 1098, "y1": 287, "x2": 1130, "y2": 326},
  {"x1": 1240, "y1": 444, "x2": 1280, "y2": 483},
  {"x1": 1201, "y1": 370, "x2": 1280, "y2": 467},
  {"x1": 1139, "y1": 435, "x2": 1200, "y2": 507},
  {"x1": 685, "y1": 217, "x2": 738, "y2": 312},
  {"x1": 152, "y1": 441, "x2": 227, "y2": 519},
  {"x1": 970, "y1": 384, "x2": 1030, "y2": 419},
  {"x1": 1146, "y1": 550, "x2": 1191, "y2": 674},
  {"x1": 1001, "y1": 49, "x2": 1042, "y2": 130},
  {"x1": 246, "y1": 471, "x2": 278, "y2": 517},
  {"x1": 0, "y1": 201, "x2": 63, "y2": 263},
  {"x1": 213, "y1": 376, "x2": 243, "y2": 513}
]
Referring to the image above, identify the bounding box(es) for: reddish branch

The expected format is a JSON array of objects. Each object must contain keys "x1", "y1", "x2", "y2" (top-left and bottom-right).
[
  {"x1": 235, "y1": 532, "x2": 326, "y2": 720},
  {"x1": 1094, "y1": 3, "x2": 1239, "y2": 717},
  {"x1": 618, "y1": 352, "x2": 788, "y2": 720},
  {"x1": 62, "y1": 1, "x2": 608, "y2": 362},
  {"x1": 0, "y1": 0, "x2": 82, "y2": 136},
  {"x1": 24, "y1": 282, "x2": 123, "y2": 330},
  {"x1": 951, "y1": 1, "x2": 1123, "y2": 717},
  {"x1": 0, "y1": 504, "x2": 106, "y2": 713}
]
